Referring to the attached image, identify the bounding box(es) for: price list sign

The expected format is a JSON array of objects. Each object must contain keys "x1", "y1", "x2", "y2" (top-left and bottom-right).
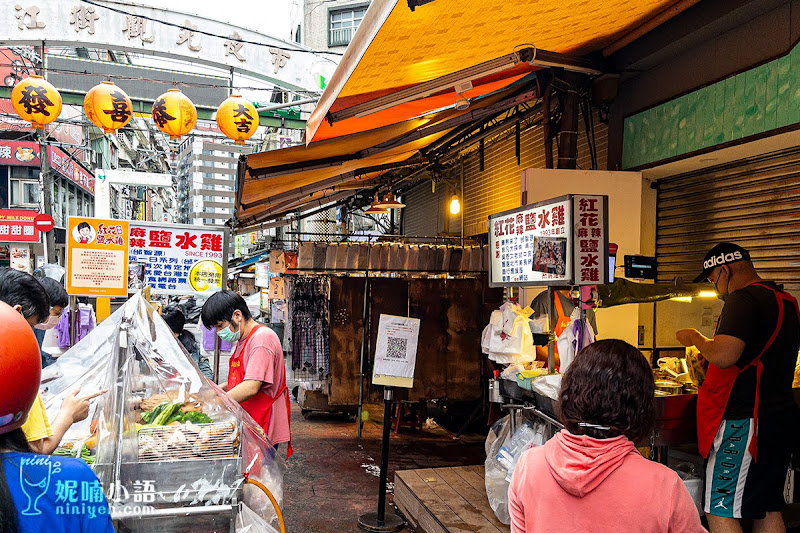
[{"x1": 488, "y1": 194, "x2": 608, "y2": 287}]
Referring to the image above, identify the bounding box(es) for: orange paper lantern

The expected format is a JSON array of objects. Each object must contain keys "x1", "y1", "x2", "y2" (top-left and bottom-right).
[
  {"x1": 11, "y1": 75, "x2": 62, "y2": 129},
  {"x1": 216, "y1": 94, "x2": 259, "y2": 144},
  {"x1": 84, "y1": 81, "x2": 133, "y2": 134},
  {"x1": 152, "y1": 88, "x2": 197, "y2": 140}
]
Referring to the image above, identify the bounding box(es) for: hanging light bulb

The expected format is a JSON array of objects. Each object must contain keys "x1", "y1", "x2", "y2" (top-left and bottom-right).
[{"x1": 450, "y1": 194, "x2": 461, "y2": 215}]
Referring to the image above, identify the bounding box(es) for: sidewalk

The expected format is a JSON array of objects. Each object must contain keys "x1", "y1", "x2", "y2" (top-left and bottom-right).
[{"x1": 282, "y1": 403, "x2": 487, "y2": 533}]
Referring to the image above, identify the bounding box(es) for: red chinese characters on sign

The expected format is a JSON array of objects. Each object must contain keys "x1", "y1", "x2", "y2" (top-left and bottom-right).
[
  {"x1": 0, "y1": 209, "x2": 39, "y2": 243},
  {"x1": 176, "y1": 232, "x2": 197, "y2": 250},
  {"x1": 537, "y1": 210, "x2": 550, "y2": 229},
  {"x1": 149, "y1": 230, "x2": 172, "y2": 248},
  {"x1": 551, "y1": 205, "x2": 565, "y2": 226},
  {"x1": 130, "y1": 227, "x2": 146, "y2": 248},
  {"x1": 574, "y1": 195, "x2": 605, "y2": 285},
  {"x1": 201, "y1": 234, "x2": 222, "y2": 252},
  {"x1": 524, "y1": 212, "x2": 536, "y2": 231},
  {"x1": 96, "y1": 223, "x2": 125, "y2": 246}
]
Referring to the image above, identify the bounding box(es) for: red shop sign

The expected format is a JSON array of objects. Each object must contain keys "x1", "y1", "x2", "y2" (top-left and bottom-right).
[{"x1": 0, "y1": 209, "x2": 40, "y2": 243}]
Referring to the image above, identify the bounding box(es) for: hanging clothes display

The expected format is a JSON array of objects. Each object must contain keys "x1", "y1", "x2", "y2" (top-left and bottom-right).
[
  {"x1": 54, "y1": 304, "x2": 96, "y2": 349},
  {"x1": 283, "y1": 278, "x2": 294, "y2": 355},
  {"x1": 288, "y1": 277, "x2": 330, "y2": 377}
]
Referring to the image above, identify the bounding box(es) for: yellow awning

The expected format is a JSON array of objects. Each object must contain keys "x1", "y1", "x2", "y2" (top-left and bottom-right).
[
  {"x1": 307, "y1": 0, "x2": 689, "y2": 141},
  {"x1": 237, "y1": 82, "x2": 526, "y2": 227}
]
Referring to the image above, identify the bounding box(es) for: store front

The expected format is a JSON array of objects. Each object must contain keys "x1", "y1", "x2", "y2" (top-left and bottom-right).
[{"x1": 0, "y1": 139, "x2": 94, "y2": 266}]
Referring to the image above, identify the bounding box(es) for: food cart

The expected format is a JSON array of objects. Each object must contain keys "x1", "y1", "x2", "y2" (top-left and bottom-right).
[{"x1": 39, "y1": 294, "x2": 286, "y2": 533}]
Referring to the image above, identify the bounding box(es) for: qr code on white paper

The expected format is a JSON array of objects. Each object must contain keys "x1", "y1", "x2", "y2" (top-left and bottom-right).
[{"x1": 386, "y1": 337, "x2": 408, "y2": 360}]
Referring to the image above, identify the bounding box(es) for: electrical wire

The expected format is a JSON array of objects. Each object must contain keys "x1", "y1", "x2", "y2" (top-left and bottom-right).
[
  {"x1": 79, "y1": 0, "x2": 343, "y2": 61},
  {"x1": 0, "y1": 60, "x2": 321, "y2": 97}
]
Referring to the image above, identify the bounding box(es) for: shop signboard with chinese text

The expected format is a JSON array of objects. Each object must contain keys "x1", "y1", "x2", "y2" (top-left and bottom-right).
[
  {"x1": 372, "y1": 314, "x2": 421, "y2": 389},
  {"x1": 0, "y1": 140, "x2": 94, "y2": 194},
  {"x1": 0, "y1": 209, "x2": 40, "y2": 243},
  {"x1": 128, "y1": 221, "x2": 226, "y2": 295},
  {"x1": 67, "y1": 217, "x2": 129, "y2": 297},
  {"x1": 48, "y1": 146, "x2": 95, "y2": 194},
  {"x1": 488, "y1": 194, "x2": 608, "y2": 287},
  {"x1": 572, "y1": 195, "x2": 608, "y2": 285}
]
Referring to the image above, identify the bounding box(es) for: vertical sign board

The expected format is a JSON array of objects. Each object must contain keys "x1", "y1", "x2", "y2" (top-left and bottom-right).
[
  {"x1": 372, "y1": 314, "x2": 421, "y2": 389},
  {"x1": 67, "y1": 217, "x2": 130, "y2": 297},
  {"x1": 488, "y1": 194, "x2": 608, "y2": 287},
  {"x1": 572, "y1": 195, "x2": 609, "y2": 285},
  {"x1": 128, "y1": 221, "x2": 225, "y2": 295}
]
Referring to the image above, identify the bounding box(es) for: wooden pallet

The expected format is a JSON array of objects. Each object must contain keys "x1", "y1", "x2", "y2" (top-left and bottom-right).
[{"x1": 394, "y1": 466, "x2": 509, "y2": 533}]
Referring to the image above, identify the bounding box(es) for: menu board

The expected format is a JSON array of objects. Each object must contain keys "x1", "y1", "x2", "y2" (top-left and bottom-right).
[
  {"x1": 488, "y1": 194, "x2": 608, "y2": 287},
  {"x1": 67, "y1": 217, "x2": 130, "y2": 297},
  {"x1": 128, "y1": 222, "x2": 226, "y2": 295}
]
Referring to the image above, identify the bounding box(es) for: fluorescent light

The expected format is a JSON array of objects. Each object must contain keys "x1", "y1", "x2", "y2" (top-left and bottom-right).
[
  {"x1": 698, "y1": 291, "x2": 718, "y2": 298},
  {"x1": 670, "y1": 296, "x2": 693, "y2": 303}
]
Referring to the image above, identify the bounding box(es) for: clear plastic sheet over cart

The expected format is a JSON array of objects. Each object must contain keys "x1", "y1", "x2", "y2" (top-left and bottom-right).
[{"x1": 40, "y1": 294, "x2": 286, "y2": 532}]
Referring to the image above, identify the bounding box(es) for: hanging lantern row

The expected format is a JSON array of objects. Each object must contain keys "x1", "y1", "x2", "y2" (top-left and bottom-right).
[{"x1": 10, "y1": 77, "x2": 260, "y2": 144}]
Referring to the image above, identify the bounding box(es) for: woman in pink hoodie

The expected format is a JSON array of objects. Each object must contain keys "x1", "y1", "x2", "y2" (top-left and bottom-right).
[{"x1": 508, "y1": 339, "x2": 706, "y2": 532}]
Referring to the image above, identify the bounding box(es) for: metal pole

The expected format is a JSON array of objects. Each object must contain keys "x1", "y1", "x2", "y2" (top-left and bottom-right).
[
  {"x1": 255, "y1": 97, "x2": 319, "y2": 112},
  {"x1": 377, "y1": 386, "x2": 393, "y2": 524},
  {"x1": 356, "y1": 267, "x2": 370, "y2": 438},
  {"x1": 547, "y1": 287, "x2": 555, "y2": 374},
  {"x1": 460, "y1": 156, "x2": 464, "y2": 243},
  {"x1": 358, "y1": 387, "x2": 403, "y2": 531},
  {"x1": 69, "y1": 295, "x2": 78, "y2": 347},
  {"x1": 213, "y1": 334, "x2": 222, "y2": 384}
]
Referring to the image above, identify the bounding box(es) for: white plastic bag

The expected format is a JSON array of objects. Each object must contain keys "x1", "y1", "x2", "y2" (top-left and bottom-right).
[
  {"x1": 531, "y1": 374, "x2": 562, "y2": 401},
  {"x1": 485, "y1": 416, "x2": 513, "y2": 524}
]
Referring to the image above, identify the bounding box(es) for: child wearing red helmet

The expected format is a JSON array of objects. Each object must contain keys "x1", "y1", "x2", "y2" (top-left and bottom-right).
[{"x1": 0, "y1": 301, "x2": 114, "y2": 533}]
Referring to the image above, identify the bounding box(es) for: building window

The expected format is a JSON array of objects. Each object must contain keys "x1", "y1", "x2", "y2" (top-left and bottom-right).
[
  {"x1": 9, "y1": 179, "x2": 39, "y2": 207},
  {"x1": 329, "y1": 5, "x2": 367, "y2": 47}
]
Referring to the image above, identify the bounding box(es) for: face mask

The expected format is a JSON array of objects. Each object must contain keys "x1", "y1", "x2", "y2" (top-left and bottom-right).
[
  {"x1": 712, "y1": 268, "x2": 730, "y2": 302},
  {"x1": 34, "y1": 313, "x2": 61, "y2": 330},
  {"x1": 217, "y1": 323, "x2": 241, "y2": 343}
]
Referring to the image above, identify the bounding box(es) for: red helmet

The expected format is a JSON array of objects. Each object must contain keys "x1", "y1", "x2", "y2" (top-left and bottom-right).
[{"x1": 0, "y1": 300, "x2": 41, "y2": 435}]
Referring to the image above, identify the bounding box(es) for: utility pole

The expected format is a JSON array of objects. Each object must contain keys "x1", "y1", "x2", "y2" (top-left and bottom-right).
[
  {"x1": 37, "y1": 41, "x2": 56, "y2": 263},
  {"x1": 39, "y1": 134, "x2": 55, "y2": 263}
]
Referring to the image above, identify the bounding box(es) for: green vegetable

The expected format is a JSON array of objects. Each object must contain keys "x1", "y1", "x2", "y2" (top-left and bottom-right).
[
  {"x1": 152, "y1": 402, "x2": 182, "y2": 426},
  {"x1": 53, "y1": 444, "x2": 94, "y2": 464},
  {"x1": 178, "y1": 411, "x2": 212, "y2": 424},
  {"x1": 141, "y1": 402, "x2": 171, "y2": 424}
]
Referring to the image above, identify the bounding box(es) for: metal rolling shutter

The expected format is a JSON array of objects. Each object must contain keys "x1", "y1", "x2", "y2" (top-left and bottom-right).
[{"x1": 656, "y1": 147, "x2": 800, "y2": 292}]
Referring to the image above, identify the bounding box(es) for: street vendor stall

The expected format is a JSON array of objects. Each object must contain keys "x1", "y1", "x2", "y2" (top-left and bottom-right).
[{"x1": 39, "y1": 293, "x2": 286, "y2": 533}]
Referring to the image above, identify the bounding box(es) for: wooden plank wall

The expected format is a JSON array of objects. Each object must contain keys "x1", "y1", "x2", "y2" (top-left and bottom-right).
[
  {"x1": 328, "y1": 277, "x2": 365, "y2": 405},
  {"x1": 327, "y1": 278, "x2": 503, "y2": 406}
]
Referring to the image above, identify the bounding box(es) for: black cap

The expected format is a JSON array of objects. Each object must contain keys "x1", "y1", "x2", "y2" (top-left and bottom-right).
[{"x1": 693, "y1": 243, "x2": 751, "y2": 283}]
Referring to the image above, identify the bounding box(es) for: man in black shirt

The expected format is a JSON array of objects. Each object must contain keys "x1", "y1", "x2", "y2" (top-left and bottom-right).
[{"x1": 677, "y1": 243, "x2": 800, "y2": 532}]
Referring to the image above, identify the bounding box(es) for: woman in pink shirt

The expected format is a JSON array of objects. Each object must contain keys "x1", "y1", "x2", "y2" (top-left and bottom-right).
[{"x1": 508, "y1": 339, "x2": 706, "y2": 532}]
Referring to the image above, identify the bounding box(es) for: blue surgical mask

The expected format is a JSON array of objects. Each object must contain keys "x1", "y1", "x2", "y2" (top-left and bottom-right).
[{"x1": 217, "y1": 324, "x2": 241, "y2": 343}]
